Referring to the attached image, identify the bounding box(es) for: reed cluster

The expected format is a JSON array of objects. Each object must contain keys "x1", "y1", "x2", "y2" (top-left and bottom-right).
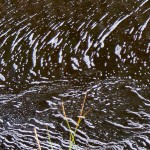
[{"x1": 34, "y1": 92, "x2": 89, "y2": 150}]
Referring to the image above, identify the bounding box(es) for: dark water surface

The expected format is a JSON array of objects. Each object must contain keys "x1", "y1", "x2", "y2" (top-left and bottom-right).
[{"x1": 0, "y1": 0, "x2": 150, "y2": 149}]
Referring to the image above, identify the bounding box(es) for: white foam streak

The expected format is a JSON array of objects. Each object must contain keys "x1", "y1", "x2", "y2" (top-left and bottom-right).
[
  {"x1": 74, "y1": 41, "x2": 81, "y2": 53},
  {"x1": 0, "y1": 29, "x2": 11, "y2": 38},
  {"x1": 91, "y1": 22, "x2": 97, "y2": 29},
  {"x1": 134, "y1": 0, "x2": 149, "y2": 13},
  {"x1": 0, "y1": 36, "x2": 10, "y2": 48},
  {"x1": 71, "y1": 57, "x2": 79, "y2": 67},
  {"x1": 139, "y1": 17, "x2": 150, "y2": 39},
  {"x1": 77, "y1": 22, "x2": 85, "y2": 31},
  {"x1": 99, "y1": 13, "x2": 109, "y2": 21},
  {"x1": 124, "y1": 140, "x2": 138, "y2": 150},
  {"x1": 97, "y1": 0, "x2": 148, "y2": 49},
  {"x1": 99, "y1": 15, "x2": 129, "y2": 48},
  {"x1": 82, "y1": 31, "x2": 88, "y2": 41},
  {"x1": 106, "y1": 120, "x2": 143, "y2": 129},
  {"x1": 97, "y1": 28, "x2": 107, "y2": 39},
  {"x1": 32, "y1": 42, "x2": 38, "y2": 68},
  {"x1": 83, "y1": 35, "x2": 93, "y2": 68},
  {"x1": 29, "y1": 33, "x2": 35, "y2": 46},
  {"x1": 11, "y1": 34, "x2": 25, "y2": 52},
  {"x1": 115, "y1": 45, "x2": 122, "y2": 59},
  {"x1": 0, "y1": 73, "x2": 5, "y2": 81},
  {"x1": 41, "y1": 30, "x2": 51, "y2": 42},
  {"x1": 13, "y1": 63, "x2": 18, "y2": 70},
  {"x1": 52, "y1": 21, "x2": 65, "y2": 30},
  {"x1": 125, "y1": 86, "x2": 150, "y2": 103},
  {"x1": 83, "y1": 55, "x2": 91, "y2": 68},
  {"x1": 47, "y1": 32, "x2": 62, "y2": 48},
  {"x1": 58, "y1": 49, "x2": 63, "y2": 63}
]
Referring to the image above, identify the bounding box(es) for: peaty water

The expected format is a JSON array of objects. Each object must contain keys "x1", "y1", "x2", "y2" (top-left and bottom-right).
[{"x1": 0, "y1": 0, "x2": 150, "y2": 149}]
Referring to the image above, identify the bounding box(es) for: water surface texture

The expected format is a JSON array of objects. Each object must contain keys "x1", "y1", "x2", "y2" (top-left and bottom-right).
[{"x1": 0, "y1": 0, "x2": 150, "y2": 149}]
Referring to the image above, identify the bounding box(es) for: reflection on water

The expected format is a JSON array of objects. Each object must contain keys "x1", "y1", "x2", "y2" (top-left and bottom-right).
[{"x1": 0, "y1": 0, "x2": 150, "y2": 149}]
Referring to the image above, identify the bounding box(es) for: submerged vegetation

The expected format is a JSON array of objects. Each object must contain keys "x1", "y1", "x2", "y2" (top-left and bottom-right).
[{"x1": 34, "y1": 92, "x2": 90, "y2": 150}]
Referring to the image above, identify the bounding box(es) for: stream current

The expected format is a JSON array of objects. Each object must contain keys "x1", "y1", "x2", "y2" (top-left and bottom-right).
[{"x1": 0, "y1": 0, "x2": 150, "y2": 149}]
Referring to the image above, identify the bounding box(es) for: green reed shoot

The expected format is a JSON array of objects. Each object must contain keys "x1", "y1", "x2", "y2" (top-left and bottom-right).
[
  {"x1": 61, "y1": 92, "x2": 90, "y2": 150},
  {"x1": 46, "y1": 125, "x2": 53, "y2": 150},
  {"x1": 34, "y1": 92, "x2": 89, "y2": 150}
]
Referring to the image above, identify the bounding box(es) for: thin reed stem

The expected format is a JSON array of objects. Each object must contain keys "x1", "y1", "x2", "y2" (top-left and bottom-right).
[
  {"x1": 46, "y1": 126, "x2": 53, "y2": 150},
  {"x1": 34, "y1": 128, "x2": 42, "y2": 150},
  {"x1": 71, "y1": 92, "x2": 90, "y2": 145},
  {"x1": 34, "y1": 91, "x2": 90, "y2": 150},
  {"x1": 61, "y1": 101, "x2": 75, "y2": 149},
  {"x1": 79, "y1": 92, "x2": 87, "y2": 117},
  {"x1": 61, "y1": 92, "x2": 89, "y2": 150}
]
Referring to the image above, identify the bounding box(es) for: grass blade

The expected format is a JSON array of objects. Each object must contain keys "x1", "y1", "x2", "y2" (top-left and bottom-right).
[
  {"x1": 34, "y1": 127, "x2": 42, "y2": 150},
  {"x1": 46, "y1": 126, "x2": 53, "y2": 150}
]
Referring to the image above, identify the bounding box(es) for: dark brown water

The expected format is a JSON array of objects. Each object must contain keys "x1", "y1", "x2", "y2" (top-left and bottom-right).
[{"x1": 0, "y1": 0, "x2": 150, "y2": 149}]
